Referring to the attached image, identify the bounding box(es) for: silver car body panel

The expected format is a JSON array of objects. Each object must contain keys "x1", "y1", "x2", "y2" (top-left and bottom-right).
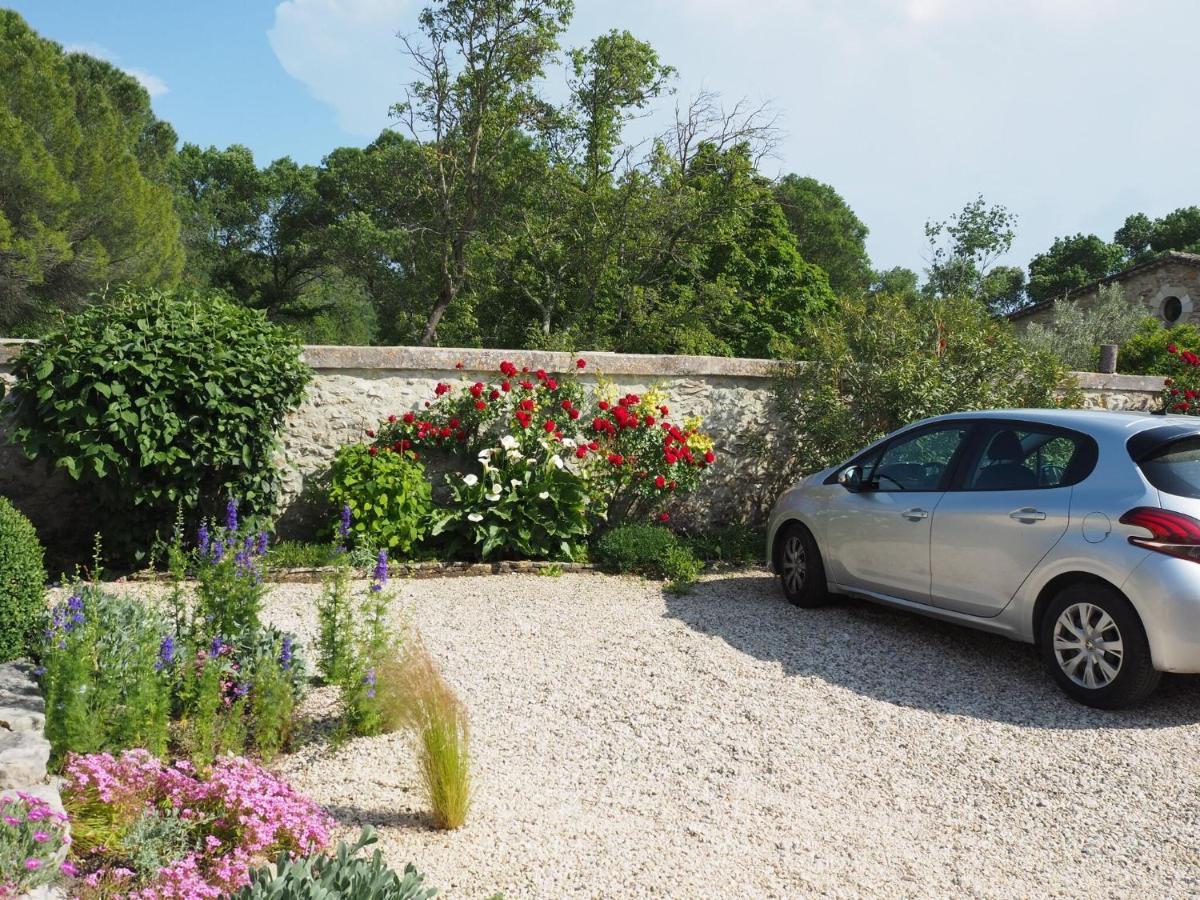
[{"x1": 765, "y1": 409, "x2": 1200, "y2": 674}]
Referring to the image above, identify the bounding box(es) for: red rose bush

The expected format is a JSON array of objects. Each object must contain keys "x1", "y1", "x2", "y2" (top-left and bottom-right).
[{"x1": 349, "y1": 359, "x2": 717, "y2": 559}]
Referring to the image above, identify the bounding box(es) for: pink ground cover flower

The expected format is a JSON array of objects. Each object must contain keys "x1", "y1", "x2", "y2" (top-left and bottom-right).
[{"x1": 64, "y1": 751, "x2": 333, "y2": 899}]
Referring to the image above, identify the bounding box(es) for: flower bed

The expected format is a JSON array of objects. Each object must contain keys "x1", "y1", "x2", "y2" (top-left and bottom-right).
[{"x1": 0, "y1": 791, "x2": 70, "y2": 898}]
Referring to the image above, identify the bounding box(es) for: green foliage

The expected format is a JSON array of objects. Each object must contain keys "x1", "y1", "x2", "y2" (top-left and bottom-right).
[
  {"x1": 266, "y1": 541, "x2": 344, "y2": 570},
  {"x1": 1021, "y1": 285, "x2": 1147, "y2": 371},
  {"x1": 330, "y1": 445, "x2": 432, "y2": 555},
  {"x1": 9, "y1": 287, "x2": 311, "y2": 555},
  {"x1": 234, "y1": 826, "x2": 437, "y2": 900},
  {"x1": 595, "y1": 524, "x2": 701, "y2": 587},
  {"x1": 431, "y1": 455, "x2": 591, "y2": 561},
  {"x1": 0, "y1": 497, "x2": 44, "y2": 661},
  {"x1": 176, "y1": 647, "x2": 248, "y2": 768},
  {"x1": 924, "y1": 196, "x2": 1017, "y2": 304},
  {"x1": 121, "y1": 807, "x2": 201, "y2": 876},
  {"x1": 774, "y1": 293, "x2": 1078, "y2": 479},
  {"x1": 683, "y1": 524, "x2": 764, "y2": 564},
  {"x1": 775, "y1": 174, "x2": 872, "y2": 295},
  {"x1": 1026, "y1": 233, "x2": 1125, "y2": 304},
  {"x1": 0, "y1": 11, "x2": 183, "y2": 334},
  {"x1": 41, "y1": 586, "x2": 172, "y2": 766},
  {"x1": 248, "y1": 636, "x2": 298, "y2": 763},
  {"x1": 381, "y1": 640, "x2": 472, "y2": 830},
  {"x1": 315, "y1": 567, "x2": 356, "y2": 685},
  {"x1": 1119, "y1": 318, "x2": 1200, "y2": 375}
]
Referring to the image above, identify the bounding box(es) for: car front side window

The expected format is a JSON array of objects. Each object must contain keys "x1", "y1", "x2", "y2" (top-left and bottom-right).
[{"x1": 862, "y1": 425, "x2": 971, "y2": 492}]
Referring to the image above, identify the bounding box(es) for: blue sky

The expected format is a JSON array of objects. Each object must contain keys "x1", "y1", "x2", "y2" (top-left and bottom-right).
[{"x1": 9, "y1": 0, "x2": 1200, "y2": 276}]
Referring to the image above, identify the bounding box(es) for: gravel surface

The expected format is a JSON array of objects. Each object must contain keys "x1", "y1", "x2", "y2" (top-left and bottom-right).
[{"x1": 262, "y1": 571, "x2": 1200, "y2": 899}]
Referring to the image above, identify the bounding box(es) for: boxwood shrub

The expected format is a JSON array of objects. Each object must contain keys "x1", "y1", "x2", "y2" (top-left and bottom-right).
[
  {"x1": 8, "y1": 288, "x2": 311, "y2": 556},
  {"x1": 0, "y1": 497, "x2": 45, "y2": 661}
]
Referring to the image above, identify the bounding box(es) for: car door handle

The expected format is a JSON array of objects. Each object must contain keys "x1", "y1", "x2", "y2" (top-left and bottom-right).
[
  {"x1": 901, "y1": 507, "x2": 929, "y2": 521},
  {"x1": 1009, "y1": 507, "x2": 1047, "y2": 522}
]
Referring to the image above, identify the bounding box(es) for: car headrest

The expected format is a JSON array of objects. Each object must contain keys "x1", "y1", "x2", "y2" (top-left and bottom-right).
[{"x1": 987, "y1": 430, "x2": 1025, "y2": 462}]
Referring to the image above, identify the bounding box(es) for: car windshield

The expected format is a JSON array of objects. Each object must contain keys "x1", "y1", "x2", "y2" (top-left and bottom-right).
[{"x1": 1138, "y1": 436, "x2": 1200, "y2": 499}]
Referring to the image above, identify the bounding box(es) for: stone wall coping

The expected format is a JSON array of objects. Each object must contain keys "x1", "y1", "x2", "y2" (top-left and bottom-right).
[{"x1": 0, "y1": 338, "x2": 1172, "y2": 391}]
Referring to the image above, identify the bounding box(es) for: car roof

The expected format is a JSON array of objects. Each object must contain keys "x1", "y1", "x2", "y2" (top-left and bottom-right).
[{"x1": 919, "y1": 408, "x2": 1200, "y2": 440}]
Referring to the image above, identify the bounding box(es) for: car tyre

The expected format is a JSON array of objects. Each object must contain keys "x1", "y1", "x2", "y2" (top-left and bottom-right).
[
  {"x1": 777, "y1": 523, "x2": 828, "y2": 608},
  {"x1": 1039, "y1": 582, "x2": 1161, "y2": 709}
]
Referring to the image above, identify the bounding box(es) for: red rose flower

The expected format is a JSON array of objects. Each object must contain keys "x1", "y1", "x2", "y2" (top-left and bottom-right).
[
  {"x1": 544, "y1": 419, "x2": 556, "y2": 433},
  {"x1": 366, "y1": 429, "x2": 375, "y2": 438},
  {"x1": 500, "y1": 360, "x2": 517, "y2": 376},
  {"x1": 475, "y1": 400, "x2": 487, "y2": 410},
  {"x1": 655, "y1": 475, "x2": 666, "y2": 489},
  {"x1": 561, "y1": 399, "x2": 573, "y2": 410},
  {"x1": 545, "y1": 378, "x2": 558, "y2": 391},
  {"x1": 449, "y1": 418, "x2": 461, "y2": 428},
  {"x1": 516, "y1": 411, "x2": 532, "y2": 428},
  {"x1": 1168, "y1": 344, "x2": 1179, "y2": 354},
  {"x1": 659, "y1": 405, "x2": 669, "y2": 416},
  {"x1": 569, "y1": 408, "x2": 580, "y2": 420},
  {"x1": 644, "y1": 414, "x2": 656, "y2": 427},
  {"x1": 435, "y1": 382, "x2": 450, "y2": 396},
  {"x1": 704, "y1": 450, "x2": 716, "y2": 464},
  {"x1": 521, "y1": 380, "x2": 534, "y2": 390},
  {"x1": 598, "y1": 401, "x2": 610, "y2": 411},
  {"x1": 608, "y1": 453, "x2": 624, "y2": 466},
  {"x1": 388, "y1": 414, "x2": 397, "y2": 423},
  {"x1": 520, "y1": 398, "x2": 535, "y2": 411},
  {"x1": 455, "y1": 361, "x2": 464, "y2": 369},
  {"x1": 658, "y1": 512, "x2": 670, "y2": 522},
  {"x1": 368, "y1": 446, "x2": 378, "y2": 456},
  {"x1": 490, "y1": 389, "x2": 501, "y2": 401},
  {"x1": 403, "y1": 412, "x2": 416, "y2": 424},
  {"x1": 470, "y1": 382, "x2": 484, "y2": 397},
  {"x1": 669, "y1": 480, "x2": 677, "y2": 490},
  {"x1": 536, "y1": 368, "x2": 547, "y2": 381},
  {"x1": 575, "y1": 446, "x2": 588, "y2": 459},
  {"x1": 576, "y1": 359, "x2": 586, "y2": 369},
  {"x1": 501, "y1": 381, "x2": 511, "y2": 392},
  {"x1": 588, "y1": 441, "x2": 599, "y2": 451}
]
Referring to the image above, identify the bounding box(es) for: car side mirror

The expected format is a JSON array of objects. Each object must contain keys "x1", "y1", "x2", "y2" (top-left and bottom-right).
[{"x1": 838, "y1": 465, "x2": 863, "y2": 493}]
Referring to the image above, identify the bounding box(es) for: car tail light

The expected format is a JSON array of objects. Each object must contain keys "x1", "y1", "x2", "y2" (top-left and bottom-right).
[{"x1": 1120, "y1": 507, "x2": 1200, "y2": 562}]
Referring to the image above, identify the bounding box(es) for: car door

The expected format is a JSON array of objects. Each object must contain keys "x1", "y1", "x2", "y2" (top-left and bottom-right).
[
  {"x1": 825, "y1": 423, "x2": 974, "y2": 603},
  {"x1": 929, "y1": 422, "x2": 1096, "y2": 617}
]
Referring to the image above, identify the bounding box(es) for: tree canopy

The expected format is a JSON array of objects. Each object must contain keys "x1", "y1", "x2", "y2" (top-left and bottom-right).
[{"x1": 0, "y1": 10, "x2": 183, "y2": 334}]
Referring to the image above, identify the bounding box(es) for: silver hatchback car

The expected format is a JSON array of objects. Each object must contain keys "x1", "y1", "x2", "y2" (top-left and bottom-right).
[{"x1": 767, "y1": 409, "x2": 1200, "y2": 708}]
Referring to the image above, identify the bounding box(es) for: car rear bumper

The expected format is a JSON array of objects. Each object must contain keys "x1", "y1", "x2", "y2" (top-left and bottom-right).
[{"x1": 1123, "y1": 553, "x2": 1200, "y2": 673}]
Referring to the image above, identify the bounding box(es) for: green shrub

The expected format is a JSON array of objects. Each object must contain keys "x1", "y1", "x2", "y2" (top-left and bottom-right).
[
  {"x1": 1021, "y1": 284, "x2": 1147, "y2": 371},
  {"x1": 0, "y1": 497, "x2": 45, "y2": 661},
  {"x1": 234, "y1": 826, "x2": 437, "y2": 900},
  {"x1": 8, "y1": 287, "x2": 311, "y2": 557},
  {"x1": 330, "y1": 445, "x2": 432, "y2": 556},
  {"x1": 774, "y1": 293, "x2": 1077, "y2": 479},
  {"x1": 1118, "y1": 318, "x2": 1200, "y2": 375},
  {"x1": 265, "y1": 541, "x2": 343, "y2": 570},
  {"x1": 683, "y1": 524, "x2": 764, "y2": 564},
  {"x1": 595, "y1": 524, "x2": 702, "y2": 588},
  {"x1": 431, "y1": 449, "x2": 591, "y2": 561}
]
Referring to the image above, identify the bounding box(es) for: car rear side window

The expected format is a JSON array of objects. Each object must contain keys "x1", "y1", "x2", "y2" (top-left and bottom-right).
[
  {"x1": 961, "y1": 425, "x2": 1097, "y2": 491},
  {"x1": 1138, "y1": 437, "x2": 1200, "y2": 499}
]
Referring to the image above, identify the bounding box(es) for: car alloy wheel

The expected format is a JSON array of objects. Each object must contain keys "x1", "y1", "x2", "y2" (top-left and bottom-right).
[
  {"x1": 1052, "y1": 601, "x2": 1124, "y2": 690},
  {"x1": 782, "y1": 533, "x2": 807, "y2": 595}
]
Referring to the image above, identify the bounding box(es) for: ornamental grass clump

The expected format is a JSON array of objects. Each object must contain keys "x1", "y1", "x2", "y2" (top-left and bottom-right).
[
  {"x1": 62, "y1": 750, "x2": 333, "y2": 898},
  {"x1": 0, "y1": 792, "x2": 72, "y2": 897},
  {"x1": 383, "y1": 637, "x2": 471, "y2": 830}
]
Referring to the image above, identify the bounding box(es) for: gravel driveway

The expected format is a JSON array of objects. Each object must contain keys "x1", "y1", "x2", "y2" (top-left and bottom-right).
[{"x1": 264, "y1": 571, "x2": 1200, "y2": 899}]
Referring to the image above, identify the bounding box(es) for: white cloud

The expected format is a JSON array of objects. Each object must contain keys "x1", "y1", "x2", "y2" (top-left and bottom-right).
[
  {"x1": 268, "y1": 0, "x2": 415, "y2": 137},
  {"x1": 62, "y1": 42, "x2": 169, "y2": 97}
]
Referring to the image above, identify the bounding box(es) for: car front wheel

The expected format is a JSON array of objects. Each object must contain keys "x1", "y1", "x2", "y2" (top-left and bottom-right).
[
  {"x1": 1039, "y1": 582, "x2": 1160, "y2": 709},
  {"x1": 777, "y1": 524, "x2": 828, "y2": 608}
]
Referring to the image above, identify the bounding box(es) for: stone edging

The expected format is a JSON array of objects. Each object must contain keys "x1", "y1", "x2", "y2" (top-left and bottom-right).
[{"x1": 125, "y1": 560, "x2": 601, "y2": 584}]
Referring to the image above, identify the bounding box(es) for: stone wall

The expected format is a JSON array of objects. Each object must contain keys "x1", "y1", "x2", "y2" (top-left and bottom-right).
[{"x1": 0, "y1": 340, "x2": 1170, "y2": 545}]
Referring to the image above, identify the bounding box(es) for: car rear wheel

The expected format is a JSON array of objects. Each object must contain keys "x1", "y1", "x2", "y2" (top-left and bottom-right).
[
  {"x1": 1039, "y1": 582, "x2": 1160, "y2": 709},
  {"x1": 777, "y1": 524, "x2": 828, "y2": 608}
]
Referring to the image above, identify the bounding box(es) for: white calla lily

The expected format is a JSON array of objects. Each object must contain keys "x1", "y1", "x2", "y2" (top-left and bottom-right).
[
  {"x1": 500, "y1": 435, "x2": 519, "y2": 450},
  {"x1": 462, "y1": 473, "x2": 478, "y2": 486},
  {"x1": 467, "y1": 512, "x2": 484, "y2": 522},
  {"x1": 538, "y1": 491, "x2": 550, "y2": 500},
  {"x1": 550, "y1": 454, "x2": 564, "y2": 469}
]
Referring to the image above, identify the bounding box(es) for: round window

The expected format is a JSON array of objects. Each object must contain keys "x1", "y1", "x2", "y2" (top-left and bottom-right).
[{"x1": 1163, "y1": 295, "x2": 1184, "y2": 323}]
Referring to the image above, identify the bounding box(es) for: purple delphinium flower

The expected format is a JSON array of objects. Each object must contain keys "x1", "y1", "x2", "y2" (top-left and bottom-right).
[
  {"x1": 65, "y1": 591, "x2": 84, "y2": 629},
  {"x1": 256, "y1": 531, "x2": 269, "y2": 556},
  {"x1": 225, "y1": 498, "x2": 238, "y2": 533},
  {"x1": 32, "y1": 666, "x2": 46, "y2": 677},
  {"x1": 363, "y1": 667, "x2": 376, "y2": 699},
  {"x1": 339, "y1": 505, "x2": 352, "y2": 539},
  {"x1": 279, "y1": 636, "x2": 293, "y2": 670},
  {"x1": 155, "y1": 636, "x2": 175, "y2": 671},
  {"x1": 234, "y1": 682, "x2": 250, "y2": 698},
  {"x1": 234, "y1": 548, "x2": 250, "y2": 577},
  {"x1": 370, "y1": 549, "x2": 388, "y2": 592},
  {"x1": 212, "y1": 541, "x2": 225, "y2": 563},
  {"x1": 197, "y1": 523, "x2": 210, "y2": 555},
  {"x1": 209, "y1": 636, "x2": 224, "y2": 657}
]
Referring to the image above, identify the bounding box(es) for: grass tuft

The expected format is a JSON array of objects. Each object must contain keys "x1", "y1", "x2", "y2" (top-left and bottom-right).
[{"x1": 380, "y1": 638, "x2": 472, "y2": 830}]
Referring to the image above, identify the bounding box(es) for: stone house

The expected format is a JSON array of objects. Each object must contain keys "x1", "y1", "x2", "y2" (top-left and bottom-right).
[{"x1": 1008, "y1": 251, "x2": 1200, "y2": 330}]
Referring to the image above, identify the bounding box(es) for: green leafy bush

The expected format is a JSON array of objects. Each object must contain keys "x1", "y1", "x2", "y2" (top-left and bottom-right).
[
  {"x1": 1021, "y1": 284, "x2": 1147, "y2": 371},
  {"x1": 265, "y1": 541, "x2": 344, "y2": 569},
  {"x1": 595, "y1": 524, "x2": 702, "y2": 588},
  {"x1": 0, "y1": 497, "x2": 45, "y2": 661},
  {"x1": 683, "y1": 525, "x2": 764, "y2": 564},
  {"x1": 774, "y1": 293, "x2": 1078, "y2": 479},
  {"x1": 8, "y1": 287, "x2": 311, "y2": 556},
  {"x1": 330, "y1": 445, "x2": 432, "y2": 556},
  {"x1": 1118, "y1": 318, "x2": 1200, "y2": 375},
  {"x1": 233, "y1": 826, "x2": 437, "y2": 900}
]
